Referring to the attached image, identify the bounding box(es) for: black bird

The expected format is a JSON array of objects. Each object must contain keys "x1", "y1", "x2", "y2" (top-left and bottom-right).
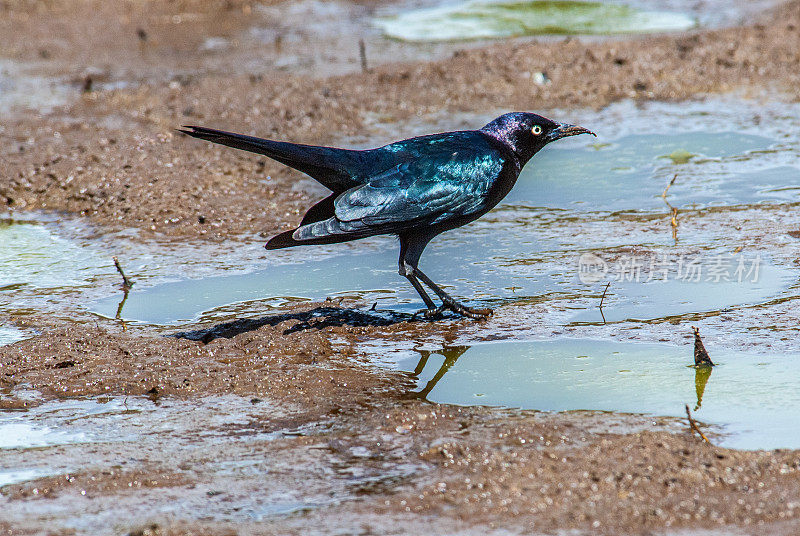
[{"x1": 179, "y1": 113, "x2": 594, "y2": 319}]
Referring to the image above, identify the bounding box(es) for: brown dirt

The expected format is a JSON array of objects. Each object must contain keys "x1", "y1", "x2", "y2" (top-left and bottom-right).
[
  {"x1": 2, "y1": 468, "x2": 189, "y2": 501},
  {"x1": 3, "y1": 0, "x2": 800, "y2": 534},
  {"x1": 374, "y1": 427, "x2": 800, "y2": 533},
  {"x1": 0, "y1": 308, "x2": 416, "y2": 412}
]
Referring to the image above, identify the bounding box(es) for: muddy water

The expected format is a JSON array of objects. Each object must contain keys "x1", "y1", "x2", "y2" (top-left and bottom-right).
[
  {"x1": 0, "y1": 59, "x2": 74, "y2": 115},
  {"x1": 0, "y1": 212, "x2": 277, "y2": 322},
  {"x1": 89, "y1": 231, "x2": 794, "y2": 327},
  {"x1": 3, "y1": 98, "x2": 800, "y2": 453},
  {"x1": 514, "y1": 130, "x2": 788, "y2": 210},
  {"x1": 91, "y1": 99, "x2": 800, "y2": 327},
  {"x1": 83, "y1": 98, "x2": 800, "y2": 449},
  {"x1": 0, "y1": 327, "x2": 26, "y2": 346},
  {"x1": 0, "y1": 216, "x2": 110, "y2": 290},
  {"x1": 0, "y1": 391, "x2": 455, "y2": 532}
]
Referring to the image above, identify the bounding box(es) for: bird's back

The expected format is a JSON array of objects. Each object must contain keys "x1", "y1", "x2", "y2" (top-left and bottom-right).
[
  {"x1": 180, "y1": 126, "x2": 503, "y2": 194},
  {"x1": 356, "y1": 130, "x2": 493, "y2": 175},
  {"x1": 267, "y1": 130, "x2": 518, "y2": 249}
]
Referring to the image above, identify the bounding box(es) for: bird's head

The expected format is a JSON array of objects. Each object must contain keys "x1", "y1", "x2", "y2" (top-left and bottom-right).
[{"x1": 481, "y1": 112, "x2": 595, "y2": 165}]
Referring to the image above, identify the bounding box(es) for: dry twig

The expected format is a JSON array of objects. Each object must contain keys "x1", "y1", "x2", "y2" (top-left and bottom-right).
[
  {"x1": 661, "y1": 173, "x2": 678, "y2": 198},
  {"x1": 359, "y1": 39, "x2": 368, "y2": 73},
  {"x1": 112, "y1": 256, "x2": 134, "y2": 290},
  {"x1": 597, "y1": 282, "x2": 610, "y2": 323},
  {"x1": 599, "y1": 281, "x2": 610, "y2": 309},
  {"x1": 661, "y1": 174, "x2": 679, "y2": 243},
  {"x1": 685, "y1": 404, "x2": 711, "y2": 444}
]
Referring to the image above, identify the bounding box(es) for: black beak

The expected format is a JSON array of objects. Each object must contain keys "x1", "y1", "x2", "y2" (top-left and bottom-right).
[{"x1": 548, "y1": 123, "x2": 596, "y2": 141}]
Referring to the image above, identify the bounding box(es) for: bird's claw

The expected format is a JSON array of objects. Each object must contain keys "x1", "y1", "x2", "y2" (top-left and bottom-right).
[{"x1": 450, "y1": 303, "x2": 493, "y2": 320}]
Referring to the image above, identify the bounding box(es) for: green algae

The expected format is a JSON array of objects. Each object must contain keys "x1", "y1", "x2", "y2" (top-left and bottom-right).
[{"x1": 376, "y1": 1, "x2": 696, "y2": 42}]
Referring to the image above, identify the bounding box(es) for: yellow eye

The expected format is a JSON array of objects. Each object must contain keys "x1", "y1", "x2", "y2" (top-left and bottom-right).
[{"x1": 531, "y1": 125, "x2": 543, "y2": 135}]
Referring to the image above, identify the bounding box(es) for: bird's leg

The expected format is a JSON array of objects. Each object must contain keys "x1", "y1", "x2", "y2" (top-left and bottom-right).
[
  {"x1": 404, "y1": 263, "x2": 492, "y2": 320},
  {"x1": 407, "y1": 275, "x2": 441, "y2": 314},
  {"x1": 400, "y1": 262, "x2": 443, "y2": 318}
]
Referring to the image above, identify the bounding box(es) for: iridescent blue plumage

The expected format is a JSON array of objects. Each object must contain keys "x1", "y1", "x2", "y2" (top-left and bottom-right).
[
  {"x1": 295, "y1": 132, "x2": 507, "y2": 241},
  {"x1": 179, "y1": 112, "x2": 594, "y2": 319}
]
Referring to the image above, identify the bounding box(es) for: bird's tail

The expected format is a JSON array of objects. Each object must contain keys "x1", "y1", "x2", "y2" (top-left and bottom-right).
[
  {"x1": 264, "y1": 228, "x2": 365, "y2": 250},
  {"x1": 264, "y1": 230, "x2": 302, "y2": 250},
  {"x1": 265, "y1": 218, "x2": 372, "y2": 250},
  {"x1": 178, "y1": 125, "x2": 364, "y2": 192}
]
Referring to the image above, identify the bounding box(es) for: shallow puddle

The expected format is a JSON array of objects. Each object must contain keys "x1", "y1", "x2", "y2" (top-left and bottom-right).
[
  {"x1": 91, "y1": 237, "x2": 796, "y2": 327},
  {"x1": 0, "y1": 327, "x2": 27, "y2": 346},
  {"x1": 513, "y1": 130, "x2": 790, "y2": 211},
  {"x1": 0, "y1": 215, "x2": 111, "y2": 291},
  {"x1": 0, "y1": 395, "x2": 285, "y2": 492},
  {"x1": 0, "y1": 214, "x2": 123, "y2": 324},
  {"x1": 397, "y1": 338, "x2": 800, "y2": 450},
  {"x1": 0, "y1": 212, "x2": 284, "y2": 322},
  {"x1": 566, "y1": 255, "x2": 796, "y2": 325},
  {"x1": 0, "y1": 469, "x2": 52, "y2": 488},
  {"x1": 0, "y1": 421, "x2": 86, "y2": 450},
  {"x1": 0, "y1": 396, "x2": 286, "y2": 451},
  {"x1": 376, "y1": 0, "x2": 696, "y2": 42},
  {"x1": 0, "y1": 59, "x2": 74, "y2": 115}
]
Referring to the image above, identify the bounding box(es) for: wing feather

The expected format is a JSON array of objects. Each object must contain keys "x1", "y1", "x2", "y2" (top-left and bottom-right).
[{"x1": 292, "y1": 145, "x2": 505, "y2": 242}]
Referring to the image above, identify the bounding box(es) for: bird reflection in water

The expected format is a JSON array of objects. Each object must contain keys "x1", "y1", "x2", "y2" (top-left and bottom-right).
[{"x1": 406, "y1": 345, "x2": 470, "y2": 400}]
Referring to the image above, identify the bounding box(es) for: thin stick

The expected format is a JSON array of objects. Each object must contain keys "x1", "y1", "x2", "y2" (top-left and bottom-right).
[
  {"x1": 685, "y1": 404, "x2": 710, "y2": 444},
  {"x1": 115, "y1": 290, "x2": 129, "y2": 332},
  {"x1": 115, "y1": 290, "x2": 129, "y2": 320},
  {"x1": 113, "y1": 256, "x2": 134, "y2": 289},
  {"x1": 597, "y1": 282, "x2": 610, "y2": 324},
  {"x1": 661, "y1": 175, "x2": 679, "y2": 243},
  {"x1": 599, "y1": 281, "x2": 610, "y2": 309},
  {"x1": 359, "y1": 39, "x2": 368, "y2": 73},
  {"x1": 661, "y1": 174, "x2": 678, "y2": 198}
]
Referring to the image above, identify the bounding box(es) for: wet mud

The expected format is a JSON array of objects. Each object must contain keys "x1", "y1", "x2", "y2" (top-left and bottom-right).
[{"x1": 2, "y1": 0, "x2": 800, "y2": 534}]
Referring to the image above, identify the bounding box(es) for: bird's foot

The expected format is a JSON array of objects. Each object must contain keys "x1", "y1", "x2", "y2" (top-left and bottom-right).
[
  {"x1": 446, "y1": 302, "x2": 493, "y2": 320},
  {"x1": 414, "y1": 305, "x2": 447, "y2": 319}
]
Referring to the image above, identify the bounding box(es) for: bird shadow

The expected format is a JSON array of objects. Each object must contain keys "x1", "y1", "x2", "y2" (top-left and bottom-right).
[{"x1": 171, "y1": 306, "x2": 420, "y2": 344}]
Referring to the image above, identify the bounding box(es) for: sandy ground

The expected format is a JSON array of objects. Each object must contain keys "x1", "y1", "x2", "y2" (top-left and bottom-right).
[{"x1": 2, "y1": 0, "x2": 800, "y2": 534}]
